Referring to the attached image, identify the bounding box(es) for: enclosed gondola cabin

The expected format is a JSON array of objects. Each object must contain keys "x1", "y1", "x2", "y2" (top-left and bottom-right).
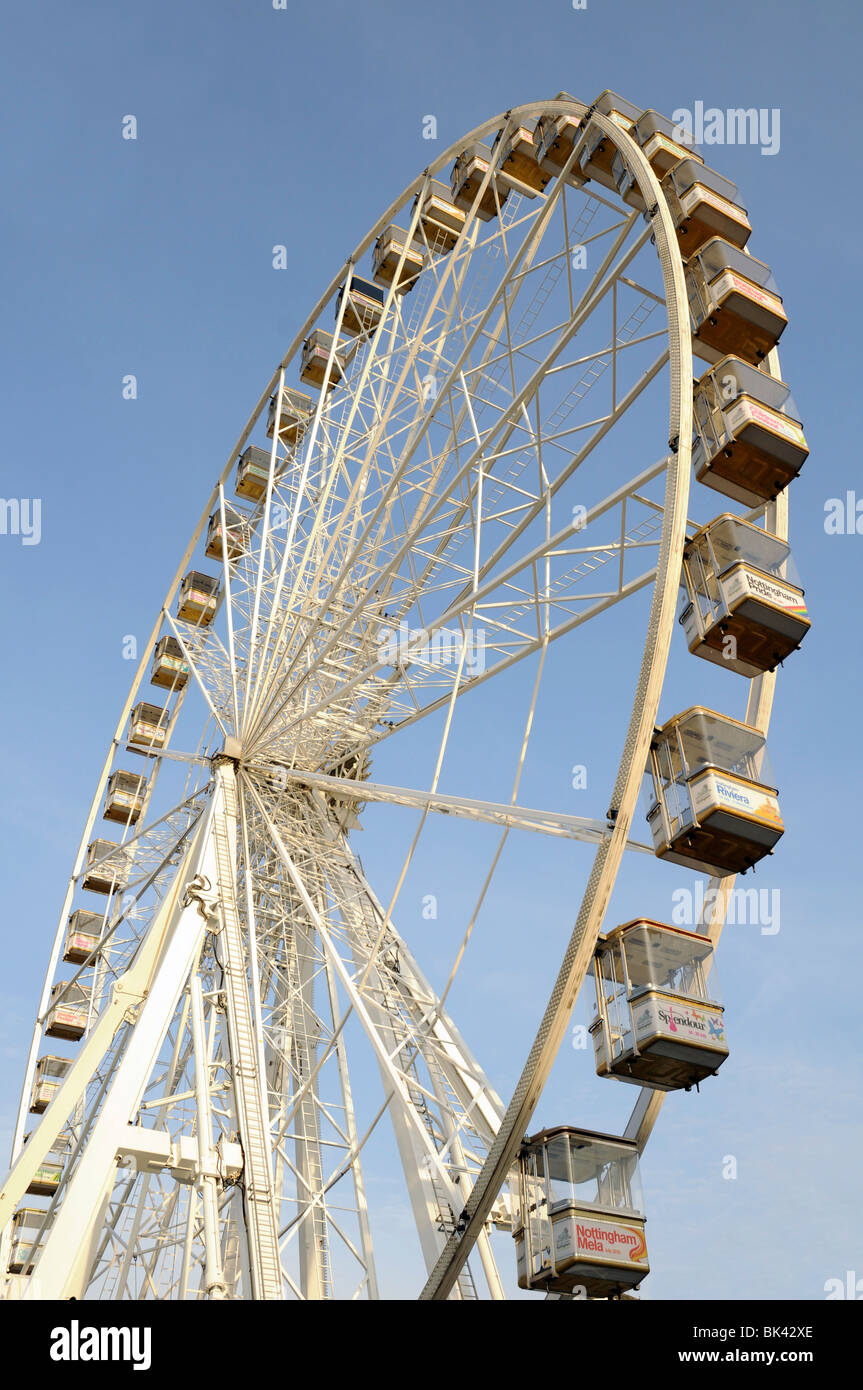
[
  {"x1": 371, "y1": 226, "x2": 427, "y2": 292},
  {"x1": 8, "y1": 1208, "x2": 46, "y2": 1273},
  {"x1": 234, "y1": 444, "x2": 273, "y2": 502},
  {"x1": 681, "y1": 514, "x2": 810, "y2": 677},
  {"x1": 26, "y1": 1137, "x2": 71, "y2": 1197},
  {"x1": 693, "y1": 356, "x2": 808, "y2": 506},
  {"x1": 578, "y1": 90, "x2": 642, "y2": 189},
  {"x1": 45, "y1": 981, "x2": 90, "y2": 1041},
  {"x1": 647, "y1": 707, "x2": 783, "y2": 876},
  {"x1": 30, "y1": 1055, "x2": 71, "y2": 1113},
  {"x1": 687, "y1": 239, "x2": 787, "y2": 364},
  {"x1": 514, "y1": 1127, "x2": 648, "y2": 1297},
  {"x1": 266, "y1": 385, "x2": 314, "y2": 445},
  {"x1": 127, "y1": 701, "x2": 170, "y2": 756},
  {"x1": 150, "y1": 635, "x2": 189, "y2": 691},
  {"x1": 450, "y1": 145, "x2": 509, "y2": 222},
  {"x1": 177, "y1": 571, "x2": 220, "y2": 626},
  {"x1": 535, "y1": 101, "x2": 583, "y2": 183},
  {"x1": 205, "y1": 506, "x2": 246, "y2": 562},
  {"x1": 82, "y1": 838, "x2": 129, "y2": 895},
  {"x1": 590, "y1": 920, "x2": 728, "y2": 1091},
  {"x1": 610, "y1": 149, "x2": 645, "y2": 211},
  {"x1": 661, "y1": 158, "x2": 751, "y2": 258},
  {"x1": 336, "y1": 277, "x2": 385, "y2": 339},
  {"x1": 634, "y1": 109, "x2": 700, "y2": 175},
  {"x1": 300, "y1": 330, "x2": 345, "y2": 389},
  {"x1": 63, "y1": 909, "x2": 102, "y2": 965},
  {"x1": 103, "y1": 769, "x2": 147, "y2": 825},
  {"x1": 495, "y1": 124, "x2": 550, "y2": 197},
  {"x1": 612, "y1": 111, "x2": 704, "y2": 211},
  {"x1": 416, "y1": 181, "x2": 466, "y2": 254}
]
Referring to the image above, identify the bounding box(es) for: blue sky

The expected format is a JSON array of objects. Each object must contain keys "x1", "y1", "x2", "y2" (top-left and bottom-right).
[{"x1": 1, "y1": 0, "x2": 861, "y2": 1299}]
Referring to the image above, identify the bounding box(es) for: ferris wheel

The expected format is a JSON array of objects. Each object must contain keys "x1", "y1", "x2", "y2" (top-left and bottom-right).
[{"x1": 0, "y1": 90, "x2": 809, "y2": 1301}]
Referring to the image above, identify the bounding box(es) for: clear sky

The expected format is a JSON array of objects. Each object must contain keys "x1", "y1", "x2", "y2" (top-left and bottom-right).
[{"x1": 1, "y1": 0, "x2": 861, "y2": 1300}]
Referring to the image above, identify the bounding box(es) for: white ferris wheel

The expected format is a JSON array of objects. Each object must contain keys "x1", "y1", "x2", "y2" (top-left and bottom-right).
[{"x1": 0, "y1": 90, "x2": 809, "y2": 1301}]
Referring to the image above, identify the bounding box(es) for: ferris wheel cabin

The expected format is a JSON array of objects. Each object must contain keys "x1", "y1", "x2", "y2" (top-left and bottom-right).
[
  {"x1": 266, "y1": 383, "x2": 315, "y2": 445},
  {"x1": 686, "y1": 238, "x2": 787, "y2": 365},
  {"x1": 149, "y1": 635, "x2": 189, "y2": 691},
  {"x1": 578, "y1": 90, "x2": 642, "y2": 188},
  {"x1": 234, "y1": 444, "x2": 274, "y2": 501},
  {"x1": 299, "y1": 330, "x2": 345, "y2": 389},
  {"x1": 534, "y1": 100, "x2": 583, "y2": 184},
  {"x1": 633, "y1": 109, "x2": 701, "y2": 176},
  {"x1": 127, "y1": 700, "x2": 170, "y2": 755},
  {"x1": 25, "y1": 1136, "x2": 71, "y2": 1198},
  {"x1": 103, "y1": 769, "x2": 148, "y2": 825},
  {"x1": 590, "y1": 920, "x2": 728, "y2": 1091},
  {"x1": 647, "y1": 707, "x2": 783, "y2": 876},
  {"x1": 29, "y1": 1055, "x2": 71, "y2": 1113},
  {"x1": 662, "y1": 158, "x2": 751, "y2": 259},
  {"x1": 450, "y1": 144, "x2": 509, "y2": 222},
  {"x1": 8, "y1": 1209, "x2": 46, "y2": 1274},
  {"x1": 336, "y1": 277, "x2": 385, "y2": 340},
  {"x1": 62, "y1": 908, "x2": 103, "y2": 965},
  {"x1": 177, "y1": 571, "x2": 220, "y2": 626},
  {"x1": 680, "y1": 514, "x2": 810, "y2": 677},
  {"x1": 495, "y1": 124, "x2": 550, "y2": 198},
  {"x1": 693, "y1": 356, "x2": 808, "y2": 506},
  {"x1": 205, "y1": 506, "x2": 247, "y2": 563},
  {"x1": 611, "y1": 111, "x2": 704, "y2": 212},
  {"x1": 514, "y1": 1127, "x2": 648, "y2": 1297},
  {"x1": 416, "y1": 180, "x2": 467, "y2": 254},
  {"x1": 81, "y1": 838, "x2": 129, "y2": 895},
  {"x1": 45, "y1": 981, "x2": 90, "y2": 1042},
  {"x1": 372, "y1": 226, "x2": 427, "y2": 291}
]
